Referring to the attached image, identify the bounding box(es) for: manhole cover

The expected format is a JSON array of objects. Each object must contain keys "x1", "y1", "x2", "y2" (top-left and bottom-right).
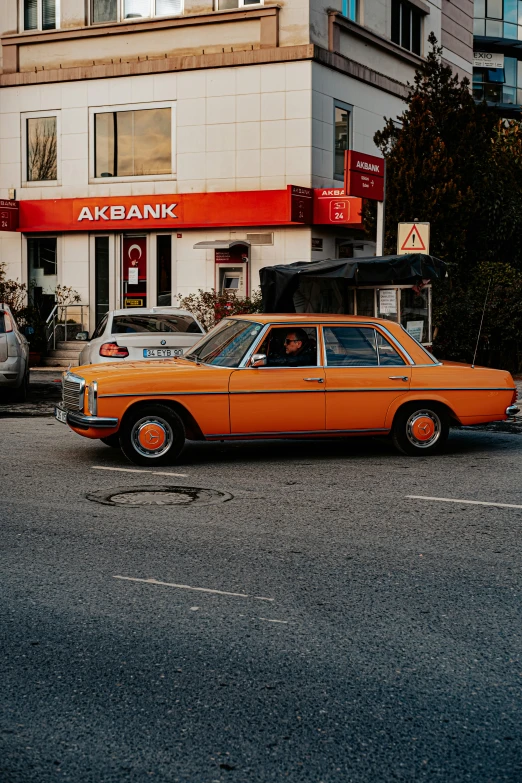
[{"x1": 87, "y1": 485, "x2": 233, "y2": 507}]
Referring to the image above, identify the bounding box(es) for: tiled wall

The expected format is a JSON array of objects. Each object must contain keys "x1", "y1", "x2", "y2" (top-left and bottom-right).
[
  {"x1": 311, "y1": 62, "x2": 404, "y2": 189},
  {"x1": 0, "y1": 61, "x2": 313, "y2": 200}
]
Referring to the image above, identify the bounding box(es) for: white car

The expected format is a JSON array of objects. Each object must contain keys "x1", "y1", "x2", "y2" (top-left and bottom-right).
[
  {"x1": 77, "y1": 307, "x2": 205, "y2": 366},
  {"x1": 0, "y1": 303, "x2": 30, "y2": 401}
]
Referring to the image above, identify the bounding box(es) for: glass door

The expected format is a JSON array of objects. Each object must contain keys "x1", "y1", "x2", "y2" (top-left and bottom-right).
[{"x1": 122, "y1": 235, "x2": 147, "y2": 308}]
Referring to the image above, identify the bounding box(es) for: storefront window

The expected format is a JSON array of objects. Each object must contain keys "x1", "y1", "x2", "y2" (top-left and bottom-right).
[
  {"x1": 94, "y1": 107, "x2": 172, "y2": 178},
  {"x1": 356, "y1": 289, "x2": 374, "y2": 317},
  {"x1": 28, "y1": 237, "x2": 57, "y2": 318},
  {"x1": 401, "y1": 287, "x2": 429, "y2": 343},
  {"x1": 94, "y1": 236, "x2": 110, "y2": 327},
  {"x1": 157, "y1": 235, "x2": 172, "y2": 306}
]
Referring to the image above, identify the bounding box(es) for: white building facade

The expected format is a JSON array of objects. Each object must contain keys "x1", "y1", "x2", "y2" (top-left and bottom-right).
[{"x1": 0, "y1": 0, "x2": 472, "y2": 331}]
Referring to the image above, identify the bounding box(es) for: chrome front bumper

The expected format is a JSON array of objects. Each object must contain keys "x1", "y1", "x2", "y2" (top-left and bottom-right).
[
  {"x1": 56, "y1": 402, "x2": 118, "y2": 430},
  {"x1": 506, "y1": 405, "x2": 520, "y2": 418}
]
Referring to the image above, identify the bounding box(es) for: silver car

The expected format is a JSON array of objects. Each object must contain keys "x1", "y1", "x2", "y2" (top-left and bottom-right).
[
  {"x1": 77, "y1": 307, "x2": 205, "y2": 366},
  {"x1": 0, "y1": 303, "x2": 30, "y2": 401}
]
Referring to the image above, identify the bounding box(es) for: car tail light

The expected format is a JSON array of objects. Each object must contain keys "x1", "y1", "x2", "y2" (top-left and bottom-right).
[
  {"x1": 3, "y1": 312, "x2": 13, "y2": 332},
  {"x1": 99, "y1": 342, "x2": 129, "y2": 358}
]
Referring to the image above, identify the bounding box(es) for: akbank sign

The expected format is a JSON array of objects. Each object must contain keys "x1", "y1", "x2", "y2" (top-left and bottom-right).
[{"x1": 78, "y1": 203, "x2": 178, "y2": 221}]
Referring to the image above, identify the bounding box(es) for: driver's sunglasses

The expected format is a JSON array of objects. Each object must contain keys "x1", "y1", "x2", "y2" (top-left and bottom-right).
[{"x1": 284, "y1": 338, "x2": 299, "y2": 344}]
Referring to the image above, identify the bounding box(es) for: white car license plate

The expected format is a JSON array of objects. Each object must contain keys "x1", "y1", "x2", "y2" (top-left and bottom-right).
[
  {"x1": 55, "y1": 406, "x2": 67, "y2": 424},
  {"x1": 143, "y1": 348, "x2": 183, "y2": 358}
]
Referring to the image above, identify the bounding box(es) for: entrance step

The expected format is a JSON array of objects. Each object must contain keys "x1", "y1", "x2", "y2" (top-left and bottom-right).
[
  {"x1": 56, "y1": 341, "x2": 85, "y2": 351},
  {"x1": 49, "y1": 349, "x2": 84, "y2": 359},
  {"x1": 41, "y1": 357, "x2": 79, "y2": 368}
]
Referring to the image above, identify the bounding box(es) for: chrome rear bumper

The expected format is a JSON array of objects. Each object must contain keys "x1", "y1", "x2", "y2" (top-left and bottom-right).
[{"x1": 506, "y1": 405, "x2": 520, "y2": 418}]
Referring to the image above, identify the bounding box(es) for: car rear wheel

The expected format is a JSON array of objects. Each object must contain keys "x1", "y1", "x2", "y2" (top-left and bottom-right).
[
  {"x1": 120, "y1": 404, "x2": 185, "y2": 466},
  {"x1": 101, "y1": 434, "x2": 120, "y2": 448},
  {"x1": 392, "y1": 403, "x2": 449, "y2": 456}
]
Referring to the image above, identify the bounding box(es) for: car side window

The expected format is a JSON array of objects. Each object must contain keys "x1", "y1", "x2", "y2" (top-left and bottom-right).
[
  {"x1": 257, "y1": 326, "x2": 318, "y2": 367},
  {"x1": 324, "y1": 327, "x2": 379, "y2": 366},
  {"x1": 0, "y1": 314, "x2": 5, "y2": 334},
  {"x1": 324, "y1": 327, "x2": 406, "y2": 367},
  {"x1": 91, "y1": 314, "x2": 108, "y2": 340},
  {"x1": 375, "y1": 331, "x2": 406, "y2": 366}
]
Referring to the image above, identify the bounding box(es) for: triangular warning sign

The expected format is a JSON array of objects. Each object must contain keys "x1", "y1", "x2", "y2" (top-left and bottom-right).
[{"x1": 400, "y1": 224, "x2": 426, "y2": 252}]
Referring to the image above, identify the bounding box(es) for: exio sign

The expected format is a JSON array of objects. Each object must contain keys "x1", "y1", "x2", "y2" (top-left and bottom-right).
[{"x1": 344, "y1": 151, "x2": 385, "y2": 201}]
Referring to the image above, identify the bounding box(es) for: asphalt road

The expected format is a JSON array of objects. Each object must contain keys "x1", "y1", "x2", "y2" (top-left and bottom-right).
[{"x1": 1, "y1": 419, "x2": 522, "y2": 782}]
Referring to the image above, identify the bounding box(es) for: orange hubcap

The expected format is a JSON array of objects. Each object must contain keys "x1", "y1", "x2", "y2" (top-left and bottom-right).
[
  {"x1": 138, "y1": 423, "x2": 166, "y2": 452},
  {"x1": 411, "y1": 416, "x2": 435, "y2": 442}
]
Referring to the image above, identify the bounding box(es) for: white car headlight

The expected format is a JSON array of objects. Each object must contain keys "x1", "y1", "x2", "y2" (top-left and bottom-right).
[{"x1": 88, "y1": 381, "x2": 98, "y2": 416}]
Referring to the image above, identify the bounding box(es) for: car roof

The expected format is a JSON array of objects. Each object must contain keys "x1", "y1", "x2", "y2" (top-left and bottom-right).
[
  {"x1": 230, "y1": 313, "x2": 394, "y2": 325},
  {"x1": 109, "y1": 307, "x2": 197, "y2": 318}
]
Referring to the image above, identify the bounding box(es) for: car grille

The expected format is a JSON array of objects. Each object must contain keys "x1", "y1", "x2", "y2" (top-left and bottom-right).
[{"x1": 62, "y1": 374, "x2": 85, "y2": 412}]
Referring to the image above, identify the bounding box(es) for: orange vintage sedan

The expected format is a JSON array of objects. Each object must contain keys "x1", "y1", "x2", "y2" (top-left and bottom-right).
[{"x1": 55, "y1": 314, "x2": 519, "y2": 464}]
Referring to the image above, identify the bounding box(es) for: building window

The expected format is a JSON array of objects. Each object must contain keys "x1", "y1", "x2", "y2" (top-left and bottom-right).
[
  {"x1": 391, "y1": 0, "x2": 422, "y2": 55},
  {"x1": 473, "y1": 0, "x2": 522, "y2": 40},
  {"x1": 24, "y1": 0, "x2": 58, "y2": 30},
  {"x1": 27, "y1": 117, "x2": 57, "y2": 182},
  {"x1": 342, "y1": 0, "x2": 358, "y2": 21},
  {"x1": 473, "y1": 56, "x2": 522, "y2": 107},
  {"x1": 91, "y1": 0, "x2": 182, "y2": 22},
  {"x1": 216, "y1": 0, "x2": 263, "y2": 9},
  {"x1": 94, "y1": 237, "x2": 110, "y2": 327},
  {"x1": 93, "y1": 104, "x2": 173, "y2": 179},
  {"x1": 334, "y1": 101, "x2": 351, "y2": 181},
  {"x1": 22, "y1": 111, "x2": 60, "y2": 186}
]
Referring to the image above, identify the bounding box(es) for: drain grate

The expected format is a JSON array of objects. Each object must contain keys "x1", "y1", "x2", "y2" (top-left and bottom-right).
[{"x1": 87, "y1": 485, "x2": 233, "y2": 507}]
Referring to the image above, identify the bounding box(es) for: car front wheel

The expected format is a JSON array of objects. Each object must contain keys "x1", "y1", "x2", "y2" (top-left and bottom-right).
[
  {"x1": 119, "y1": 404, "x2": 185, "y2": 466},
  {"x1": 392, "y1": 403, "x2": 449, "y2": 456}
]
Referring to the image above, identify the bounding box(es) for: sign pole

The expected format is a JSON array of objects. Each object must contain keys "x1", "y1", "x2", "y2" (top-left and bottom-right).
[{"x1": 375, "y1": 160, "x2": 386, "y2": 256}]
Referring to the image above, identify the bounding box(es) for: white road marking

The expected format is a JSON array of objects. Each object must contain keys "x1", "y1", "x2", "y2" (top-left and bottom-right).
[
  {"x1": 407, "y1": 495, "x2": 522, "y2": 510},
  {"x1": 113, "y1": 575, "x2": 274, "y2": 602},
  {"x1": 93, "y1": 466, "x2": 188, "y2": 478},
  {"x1": 258, "y1": 617, "x2": 289, "y2": 624}
]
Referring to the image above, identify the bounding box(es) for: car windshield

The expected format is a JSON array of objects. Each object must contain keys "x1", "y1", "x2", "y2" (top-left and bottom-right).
[
  {"x1": 112, "y1": 314, "x2": 202, "y2": 334},
  {"x1": 185, "y1": 319, "x2": 263, "y2": 367}
]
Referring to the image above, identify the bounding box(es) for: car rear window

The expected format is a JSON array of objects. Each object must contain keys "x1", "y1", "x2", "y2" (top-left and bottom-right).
[{"x1": 112, "y1": 314, "x2": 202, "y2": 334}]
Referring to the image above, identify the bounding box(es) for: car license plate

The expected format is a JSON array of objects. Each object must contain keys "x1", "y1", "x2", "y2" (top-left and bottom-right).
[
  {"x1": 143, "y1": 348, "x2": 183, "y2": 358},
  {"x1": 55, "y1": 406, "x2": 67, "y2": 424}
]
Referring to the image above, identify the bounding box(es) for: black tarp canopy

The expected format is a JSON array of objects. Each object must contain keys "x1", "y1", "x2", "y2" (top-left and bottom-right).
[{"x1": 260, "y1": 254, "x2": 446, "y2": 313}]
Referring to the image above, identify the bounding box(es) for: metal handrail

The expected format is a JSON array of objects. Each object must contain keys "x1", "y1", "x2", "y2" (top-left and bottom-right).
[{"x1": 46, "y1": 304, "x2": 88, "y2": 351}]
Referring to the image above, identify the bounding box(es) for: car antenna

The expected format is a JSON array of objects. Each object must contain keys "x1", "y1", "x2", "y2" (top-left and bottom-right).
[{"x1": 472, "y1": 276, "x2": 492, "y2": 369}]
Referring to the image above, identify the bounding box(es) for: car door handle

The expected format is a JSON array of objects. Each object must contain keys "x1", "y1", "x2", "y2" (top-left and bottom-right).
[
  {"x1": 389, "y1": 376, "x2": 409, "y2": 382},
  {"x1": 303, "y1": 377, "x2": 324, "y2": 383}
]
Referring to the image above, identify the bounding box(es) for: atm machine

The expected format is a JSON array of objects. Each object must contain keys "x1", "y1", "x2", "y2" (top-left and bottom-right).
[{"x1": 193, "y1": 240, "x2": 250, "y2": 297}]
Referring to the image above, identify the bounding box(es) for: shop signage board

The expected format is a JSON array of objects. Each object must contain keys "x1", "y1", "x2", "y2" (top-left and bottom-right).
[
  {"x1": 289, "y1": 186, "x2": 313, "y2": 223},
  {"x1": 215, "y1": 246, "x2": 249, "y2": 263},
  {"x1": 17, "y1": 187, "x2": 320, "y2": 233},
  {"x1": 313, "y1": 189, "x2": 363, "y2": 225},
  {"x1": 379, "y1": 289, "x2": 397, "y2": 314},
  {"x1": 0, "y1": 199, "x2": 19, "y2": 232},
  {"x1": 397, "y1": 222, "x2": 430, "y2": 254},
  {"x1": 344, "y1": 151, "x2": 385, "y2": 201},
  {"x1": 473, "y1": 52, "x2": 504, "y2": 69}
]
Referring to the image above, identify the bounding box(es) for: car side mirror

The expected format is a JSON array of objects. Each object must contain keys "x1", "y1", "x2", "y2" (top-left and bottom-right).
[
  {"x1": 251, "y1": 353, "x2": 267, "y2": 368},
  {"x1": 76, "y1": 331, "x2": 89, "y2": 341}
]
